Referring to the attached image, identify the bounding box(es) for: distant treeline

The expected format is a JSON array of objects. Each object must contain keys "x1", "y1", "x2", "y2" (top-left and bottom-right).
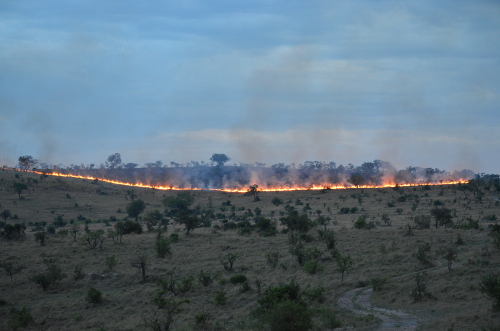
[{"x1": 30, "y1": 155, "x2": 486, "y2": 190}]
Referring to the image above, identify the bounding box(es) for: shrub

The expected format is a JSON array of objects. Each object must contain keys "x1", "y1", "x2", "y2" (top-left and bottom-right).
[
  {"x1": 271, "y1": 197, "x2": 283, "y2": 206},
  {"x1": 120, "y1": 220, "x2": 143, "y2": 234},
  {"x1": 230, "y1": 274, "x2": 247, "y2": 284},
  {"x1": 169, "y1": 233, "x2": 179, "y2": 242},
  {"x1": 414, "y1": 215, "x2": 431, "y2": 229},
  {"x1": 47, "y1": 225, "x2": 56, "y2": 234},
  {"x1": 155, "y1": 237, "x2": 171, "y2": 258},
  {"x1": 221, "y1": 252, "x2": 238, "y2": 271},
  {"x1": 409, "y1": 272, "x2": 431, "y2": 302},
  {"x1": 194, "y1": 312, "x2": 214, "y2": 329},
  {"x1": 0, "y1": 260, "x2": 25, "y2": 281},
  {"x1": 86, "y1": 287, "x2": 103, "y2": 304},
  {"x1": 9, "y1": 306, "x2": 34, "y2": 331},
  {"x1": 265, "y1": 300, "x2": 312, "y2": 331},
  {"x1": 105, "y1": 255, "x2": 117, "y2": 271},
  {"x1": 198, "y1": 270, "x2": 214, "y2": 287},
  {"x1": 34, "y1": 231, "x2": 47, "y2": 246},
  {"x1": 479, "y1": 273, "x2": 500, "y2": 309},
  {"x1": 413, "y1": 244, "x2": 433, "y2": 266},
  {"x1": 371, "y1": 277, "x2": 388, "y2": 291},
  {"x1": 29, "y1": 259, "x2": 66, "y2": 291},
  {"x1": 214, "y1": 289, "x2": 227, "y2": 305},
  {"x1": 303, "y1": 285, "x2": 325, "y2": 303},
  {"x1": 72, "y1": 264, "x2": 85, "y2": 280},
  {"x1": 320, "y1": 309, "x2": 342, "y2": 329},
  {"x1": 303, "y1": 260, "x2": 323, "y2": 275},
  {"x1": 1, "y1": 223, "x2": 26, "y2": 240},
  {"x1": 176, "y1": 276, "x2": 194, "y2": 293},
  {"x1": 239, "y1": 281, "x2": 252, "y2": 293},
  {"x1": 257, "y1": 279, "x2": 303, "y2": 313},
  {"x1": 266, "y1": 251, "x2": 280, "y2": 269}
]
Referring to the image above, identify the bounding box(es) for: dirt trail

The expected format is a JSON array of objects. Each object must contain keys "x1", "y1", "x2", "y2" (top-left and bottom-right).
[
  {"x1": 337, "y1": 262, "x2": 447, "y2": 330},
  {"x1": 338, "y1": 287, "x2": 423, "y2": 330}
]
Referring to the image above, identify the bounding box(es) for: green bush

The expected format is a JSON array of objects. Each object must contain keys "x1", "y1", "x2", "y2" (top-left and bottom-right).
[
  {"x1": 176, "y1": 276, "x2": 194, "y2": 293},
  {"x1": 29, "y1": 260, "x2": 66, "y2": 291},
  {"x1": 371, "y1": 277, "x2": 388, "y2": 291},
  {"x1": 266, "y1": 251, "x2": 280, "y2": 269},
  {"x1": 119, "y1": 220, "x2": 143, "y2": 234},
  {"x1": 169, "y1": 233, "x2": 179, "y2": 242},
  {"x1": 320, "y1": 309, "x2": 342, "y2": 329},
  {"x1": 105, "y1": 255, "x2": 117, "y2": 271},
  {"x1": 303, "y1": 285, "x2": 325, "y2": 303},
  {"x1": 265, "y1": 300, "x2": 312, "y2": 331},
  {"x1": 34, "y1": 231, "x2": 47, "y2": 246},
  {"x1": 86, "y1": 287, "x2": 103, "y2": 304},
  {"x1": 257, "y1": 279, "x2": 303, "y2": 313},
  {"x1": 72, "y1": 264, "x2": 85, "y2": 280},
  {"x1": 239, "y1": 281, "x2": 252, "y2": 293},
  {"x1": 9, "y1": 306, "x2": 34, "y2": 330},
  {"x1": 198, "y1": 270, "x2": 214, "y2": 287},
  {"x1": 479, "y1": 273, "x2": 500, "y2": 308},
  {"x1": 302, "y1": 260, "x2": 323, "y2": 274},
  {"x1": 214, "y1": 289, "x2": 227, "y2": 305},
  {"x1": 155, "y1": 237, "x2": 171, "y2": 258},
  {"x1": 230, "y1": 274, "x2": 247, "y2": 284}
]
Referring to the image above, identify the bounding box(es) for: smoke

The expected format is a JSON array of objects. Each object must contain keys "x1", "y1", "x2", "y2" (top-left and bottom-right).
[{"x1": 41, "y1": 159, "x2": 475, "y2": 191}]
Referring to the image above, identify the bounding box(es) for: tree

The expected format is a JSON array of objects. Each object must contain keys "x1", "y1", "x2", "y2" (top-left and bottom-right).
[
  {"x1": 336, "y1": 253, "x2": 354, "y2": 283},
  {"x1": 479, "y1": 273, "x2": 500, "y2": 309},
  {"x1": 131, "y1": 255, "x2": 148, "y2": 281},
  {"x1": 280, "y1": 210, "x2": 313, "y2": 234},
  {"x1": 210, "y1": 153, "x2": 230, "y2": 167},
  {"x1": 163, "y1": 192, "x2": 194, "y2": 216},
  {"x1": 430, "y1": 207, "x2": 453, "y2": 229},
  {"x1": 1, "y1": 210, "x2": 11, "y2": 224},
  {"x1": 105, "y1": 153, "x2": 122, "y2": 169},
  {"x1": 142, "y1": 297, "x2": 189, "y2": 331},
  {"x1": 18, "y1": 155, "x2": 38, "y2": 170},
  {"x1": 175, "y1": 214, "x2": 202, "y2": 236},
  {"x1": 348, "y1": 174, "x2": 364, "y2": 188},
  {"x1": 0, "y1": 260, "x2": 25, "y2": 281},
  {"x1": 12, "y1": 183, "x2": 28, "y2": 199},
  {"x1": 127, "y1": 199, "x2": 146, "y2": 221}
]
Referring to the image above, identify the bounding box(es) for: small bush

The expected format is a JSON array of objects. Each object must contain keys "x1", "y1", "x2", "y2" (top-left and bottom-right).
[
  {"x1": 265, "y1": 300, "x2": 312, "y2": 331},
  {"x1": 155, "y1": 237, "x2": 171, "y2": 258},
  {"x1": 230, "y1": 274, "x2": 247, "y2": 284},
  {"x1": 198, "y1": 270, "x2": 214, "y2": 287},
  {"x1": 239, "y1": 282, "x2": 252, "y2": 293},
  {"x1": 214, "y1": 289, "x2": 227, "y2": 305},
  {"x1": 73, "y1": 264, "x2": 85, "y2": 280},
  {"x1": 105, "y1": 255, "x2": 117, "y2": 271},
  {"x1": 266, "y1": 251, "x2": 280, "y2": 269},
  {"x1": 302, "y1": 260, "x2": 323, "y2": 274},
  {"x1": 320, "y1": 309, "x2": 342, "y2": 329},
  {"x1": 479, "y1": 273, "x2": 500, "y2": 309},
  {"x1": 169, "y1": 233, "x2": 179, "y2": 242},
  {"x1": 86, "y1": 287, "x2": 103, "y2": 304},
  {"x1": 177, "y1": 276, "x2": 194, "y2": 294},
  {"x1": 9, "y1": 306, "x2": 34, "y2": 331},
  {"x1": 371, "y1": 277, "x2": 388, "y2": 291},
  {"x1": 303, "y1": 285, "x2": 325, "y2": 303},
  {"x1": 409, "y1": 272, "x2": 431, "y2": 302}
]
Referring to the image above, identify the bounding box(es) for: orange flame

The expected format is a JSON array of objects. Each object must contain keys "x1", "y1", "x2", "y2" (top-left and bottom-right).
[{"x1": 28, "y1": 170, "x2": 468, "y2": 193}]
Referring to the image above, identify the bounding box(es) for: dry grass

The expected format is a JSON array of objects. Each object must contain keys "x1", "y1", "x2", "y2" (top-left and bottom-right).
[{"x1": 0, "y1": 168, "x2": 499, "y2": 330}]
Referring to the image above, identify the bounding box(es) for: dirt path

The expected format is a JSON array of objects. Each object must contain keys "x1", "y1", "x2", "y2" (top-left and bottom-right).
[{"x1": 338, "y1": 287, "x2": 424, "y2": 330}]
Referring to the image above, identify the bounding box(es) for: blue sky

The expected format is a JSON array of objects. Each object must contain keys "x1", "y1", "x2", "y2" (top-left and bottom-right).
[{"x1": 1, "y1": 0, "x2": 499, "y2": 173}]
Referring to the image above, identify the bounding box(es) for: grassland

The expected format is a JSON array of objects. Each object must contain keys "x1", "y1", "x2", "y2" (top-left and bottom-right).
[{"x1": 0, "y1": 168, "x2": 499, "y2": 330}]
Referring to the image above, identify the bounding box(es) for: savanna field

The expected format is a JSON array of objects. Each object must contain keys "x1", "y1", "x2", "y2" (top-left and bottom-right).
[{"x1": 0, "y1": 168, "x2": 499, "y2": 330}]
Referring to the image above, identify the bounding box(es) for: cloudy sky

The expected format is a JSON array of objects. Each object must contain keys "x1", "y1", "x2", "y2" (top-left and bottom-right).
[{"x1": 1, "y1": 0, "x2": 499, "y2": 173}]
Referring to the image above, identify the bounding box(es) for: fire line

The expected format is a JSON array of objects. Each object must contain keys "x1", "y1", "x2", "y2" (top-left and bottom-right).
[{"x1": 25, "y1": 170, "x2": 468, "y2": 193}]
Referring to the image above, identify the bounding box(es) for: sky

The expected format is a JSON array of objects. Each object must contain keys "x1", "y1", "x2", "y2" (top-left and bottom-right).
[{"x1": 1, "y1": 0, "x2": 499, "y2": 173}]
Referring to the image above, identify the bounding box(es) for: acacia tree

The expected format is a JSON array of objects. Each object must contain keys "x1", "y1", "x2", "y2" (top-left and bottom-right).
[
  {"x1": 430, "y1": 207, "x2": 453, "y2": 229},
  {"x1": 12, "y1": 183, "x2": 28, "y2": 199},
  {"x1": 210, "y1": 153, "x2": 230, "y2": 167},
  {"x1": 336, "y1": 253, "x2": 354, "y2": 283},
  {"x1": 105, "y1": 153, "x2": 122, "y2": 169},
  {"x1": 18, "y1": 155, "x2": 38, "y2": 170},
  {"x1": 1, "y1": 210, "x2": 11, "y2": 224},
  {"x1": 127, "y1": 199, "x2": 146, "y2": 221}
]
